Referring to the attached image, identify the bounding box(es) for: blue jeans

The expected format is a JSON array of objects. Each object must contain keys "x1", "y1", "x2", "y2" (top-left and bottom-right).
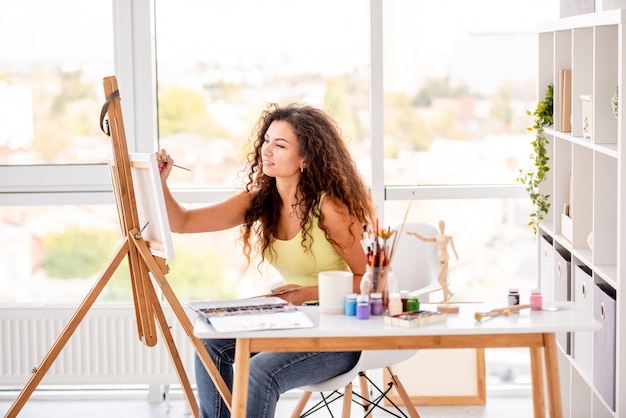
[{"x1": 195, "y1": 338, "x2": 361, "y2": 418}]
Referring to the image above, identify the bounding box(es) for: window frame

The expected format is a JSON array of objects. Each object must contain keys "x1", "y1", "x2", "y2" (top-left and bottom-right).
[{"x1": 0, "y1": 0, "x2": 526, "y2": 217}]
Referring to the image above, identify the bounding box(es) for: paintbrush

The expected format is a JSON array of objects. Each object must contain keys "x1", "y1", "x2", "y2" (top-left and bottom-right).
[
  {"x1": 388, "y1": 190, "x2": 415, "y2": 264},
  {"x1": 474, "y1": 304, "x2": 530, "y2": 322},
  {"x1": 253, "y1": 286, "x2": 314, "y2": 299},
  {"x1": 157, "y1": 157, "x2": 191, "y2": 171}
]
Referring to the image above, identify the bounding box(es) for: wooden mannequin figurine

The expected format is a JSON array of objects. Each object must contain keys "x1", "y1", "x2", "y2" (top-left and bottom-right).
[{"x1": 407, "y1": 220, "x2": 459, "y2": 303}]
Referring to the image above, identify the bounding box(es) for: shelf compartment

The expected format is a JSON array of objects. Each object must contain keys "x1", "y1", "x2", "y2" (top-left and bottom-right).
[
  {"x1": 552, "y1": 137, "x2": 572, "y2": 239},
  {"x1": 571, "y1": 144, "x2": 593, "y2": 249},
  {"x1": 593, "y1": 24, "x2": 619, "y2": 146},
  {"x1": 537, "y1": 31, "x2": 554, "y2": 98},
  {"x1": 571, "y1": 359, "x2": 593, "y2": 417},
  {"x1": 571, "y1": 27, "x2": 593, "y2": 138},
  {"x1": 554, "y1": 29, "x2": 572, "y2": 133},
  {"x1": 593, "y1": 152, "x2": 617, "y2": 272}
]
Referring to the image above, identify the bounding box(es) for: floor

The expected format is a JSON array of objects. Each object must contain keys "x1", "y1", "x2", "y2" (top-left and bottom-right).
[{"x1": 1, "y1": 386, "x2": 535, "y2": 418}]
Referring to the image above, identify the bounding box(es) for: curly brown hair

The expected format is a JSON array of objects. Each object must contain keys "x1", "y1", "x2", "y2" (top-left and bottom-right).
[{"x1": 240, "y1": 103, "x2": 376, "y2": 266}]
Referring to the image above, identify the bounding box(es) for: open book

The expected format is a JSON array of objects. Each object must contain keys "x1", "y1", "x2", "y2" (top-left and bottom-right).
[{"x1": 188, "y1": 297, "x2": 314, "y2": 332}]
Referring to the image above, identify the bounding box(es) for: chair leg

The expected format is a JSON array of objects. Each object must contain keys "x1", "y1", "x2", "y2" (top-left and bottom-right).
[
  {"x1": 290, "y1": 391, "x2": 313, "y2": 418},
  {"x1": 387, "y1": 368, "x2": 421, "y2": 418},
  {"x1": 341, "y1": 383, "x2": 353, "y2": 418},
  {"x1": 358, "y1": 372, "x2": 372, "y2": 416},
  {"x1": 291, "y1": 368, "x2": 421, "y2": 418}
]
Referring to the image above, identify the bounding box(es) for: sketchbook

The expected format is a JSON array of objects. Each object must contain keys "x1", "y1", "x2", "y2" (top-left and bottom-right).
[{"x1": 188, "y1": 297, "x2": 314, "y2": 332}]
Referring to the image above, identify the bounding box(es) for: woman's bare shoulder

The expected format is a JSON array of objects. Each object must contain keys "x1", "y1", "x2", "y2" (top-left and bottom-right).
[{"x1": 319, "y1": 194, "x2": 350, "y2": 221}]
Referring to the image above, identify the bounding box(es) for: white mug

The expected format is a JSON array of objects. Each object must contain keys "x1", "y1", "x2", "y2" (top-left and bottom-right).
[{"x1": 318, "y1": 271, "x2": 353, "y2": 314}]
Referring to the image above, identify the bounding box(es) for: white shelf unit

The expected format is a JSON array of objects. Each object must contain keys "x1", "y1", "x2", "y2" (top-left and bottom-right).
[{"x1": 537, "y1": 9, "x2": 625, "y2": 417}]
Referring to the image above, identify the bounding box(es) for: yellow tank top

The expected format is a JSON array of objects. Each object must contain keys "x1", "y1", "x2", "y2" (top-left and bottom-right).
[{"x1": 266, "y1": 195, "x2": 350, "y2": 286}]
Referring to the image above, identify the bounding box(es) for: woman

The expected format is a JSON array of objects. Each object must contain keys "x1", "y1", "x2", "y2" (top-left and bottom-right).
[{"x1": 158, "y1": 103, "x2": 376, "y2": 418}]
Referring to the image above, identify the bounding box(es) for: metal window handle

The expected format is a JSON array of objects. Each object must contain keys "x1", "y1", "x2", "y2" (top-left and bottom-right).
[
  {"x1": 557, "y1": 263, "x2": 562, "y2": 277},
  {"x1": 581, "y1": 283, "x2": 586, "y2": 298},
  {"x1": 600, "y1": 302, "x2": 605, "y2": 320}
]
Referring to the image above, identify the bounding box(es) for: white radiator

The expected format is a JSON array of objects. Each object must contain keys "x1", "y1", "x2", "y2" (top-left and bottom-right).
[{"x1": 0, "y1": 303, "x2": 197, "y2": 387}]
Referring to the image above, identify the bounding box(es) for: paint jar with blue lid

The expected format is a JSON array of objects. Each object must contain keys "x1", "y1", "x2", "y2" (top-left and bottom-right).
[{"x1": 344, "y1": 293, "x2": 357, "y2": 316}]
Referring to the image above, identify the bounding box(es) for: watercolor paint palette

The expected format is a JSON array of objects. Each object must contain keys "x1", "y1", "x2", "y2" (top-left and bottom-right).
[{"x1": 384, "y1": 310, "x2": 447, "y2": 328}]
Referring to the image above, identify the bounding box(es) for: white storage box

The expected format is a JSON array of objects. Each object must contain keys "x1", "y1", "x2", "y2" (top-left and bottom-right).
[
  {"x1": 593, "y1": 283, "x2": 616, "y2": 410},
  {"x1": 572, "y1": 265, "x2": 593, "y2": 379},
  {"x1": 561, "y1": 213, "x2": 572, "y2": 242}
]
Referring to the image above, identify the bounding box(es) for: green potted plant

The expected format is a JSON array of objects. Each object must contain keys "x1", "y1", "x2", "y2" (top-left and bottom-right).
[{"x1": 517, "y1": 84, "x2": 553, "y2": 234}]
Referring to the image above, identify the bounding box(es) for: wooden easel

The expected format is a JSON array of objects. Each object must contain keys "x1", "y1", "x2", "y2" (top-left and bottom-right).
[{"x1": 5, "y1": 76, "x2": 231, "y2": 418}]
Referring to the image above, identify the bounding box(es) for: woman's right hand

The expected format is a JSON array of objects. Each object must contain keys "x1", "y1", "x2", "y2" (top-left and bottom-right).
[{"x1": 156, "y1": 148, "x2": 174, "y2": 180}]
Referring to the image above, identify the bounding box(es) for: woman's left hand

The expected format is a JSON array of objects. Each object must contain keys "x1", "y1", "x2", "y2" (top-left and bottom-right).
[{"x1": 271, "y1": 284, "x2": 317, "y2": 306}]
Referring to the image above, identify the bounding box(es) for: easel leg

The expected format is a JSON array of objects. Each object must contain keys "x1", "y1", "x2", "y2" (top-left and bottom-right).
[
  {"x1": 129, "y1": 242, "x2": 158, "y2": 347},
  {"x1": 147, "y1": 283, "x2": 200, "y2": 418},
  {"x1": 5, "y1": 240, "x2": 128, "y2": 418},
  {"x1": 132, "y1": 233, "x2": 232, "y2": 411}
]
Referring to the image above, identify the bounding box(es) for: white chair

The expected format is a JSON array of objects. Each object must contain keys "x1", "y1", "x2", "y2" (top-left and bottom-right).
[
  {"x1": 290, "y1": 221, "x2": 442, "y2": 418},
  {"x1": 391, "y1": 220, "x2": 444, "y2": 303},
  {"x1": 289, "y1": 351, "x2": 419, "y2": 418}
]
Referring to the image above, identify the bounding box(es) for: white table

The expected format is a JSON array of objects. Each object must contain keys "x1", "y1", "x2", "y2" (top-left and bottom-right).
[{"x1": 194, "y1": 303, "x2": 600, "y2": 418}]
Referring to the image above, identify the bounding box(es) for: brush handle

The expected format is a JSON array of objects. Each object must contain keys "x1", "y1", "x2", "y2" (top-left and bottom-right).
[{"x1": 490, "y1": 304, "x2": 531, "y2": 313}]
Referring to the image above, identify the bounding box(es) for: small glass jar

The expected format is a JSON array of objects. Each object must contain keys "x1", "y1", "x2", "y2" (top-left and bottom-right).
[
  {"x1": 384, "y1": 267, "x2": 399, "y2": 304},
  {"x1": 400, "y1": 290, "x2": 410, "y2": 312},
  {"x1": 356, "y1": 294, "x2": 370, "y2": 320},
  {"x1": 344, "y1": 293, "x2": 357, "y2": 316},
  {"x1": 370, "y1": 292, "x2": 383, "y2": 315},
  {"x1": 530, "y1": 288, "x2": 543, "y2": 311},
  {"x1": 507, "y1": 288, "x2": 520, "y2": 306},
  {"x1": 364, "y1": 265, "x2": 397, "y2": 309},
  {"x1": 407, "y1": 296, "x2": 420, "y2": 312},
  {"x1": 388, "y1": 292, "x2": 402, "y2": 316}
]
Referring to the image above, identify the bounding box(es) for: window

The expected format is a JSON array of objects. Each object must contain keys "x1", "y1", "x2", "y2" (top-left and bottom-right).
[
  {"x1": 383, "y1": 0, "x2": 559, "y2": 186},
  {"x1": 154, "y1": 0, "x2": 371, "y2": 188},
  {"x1": 0, "y1": 0, "x2": 114, "y2": 166}
]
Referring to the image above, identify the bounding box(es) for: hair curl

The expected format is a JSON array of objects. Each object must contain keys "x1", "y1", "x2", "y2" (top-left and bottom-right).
[{"x1": 240, "y1": 103, "x2": 375, "y2": 266}]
